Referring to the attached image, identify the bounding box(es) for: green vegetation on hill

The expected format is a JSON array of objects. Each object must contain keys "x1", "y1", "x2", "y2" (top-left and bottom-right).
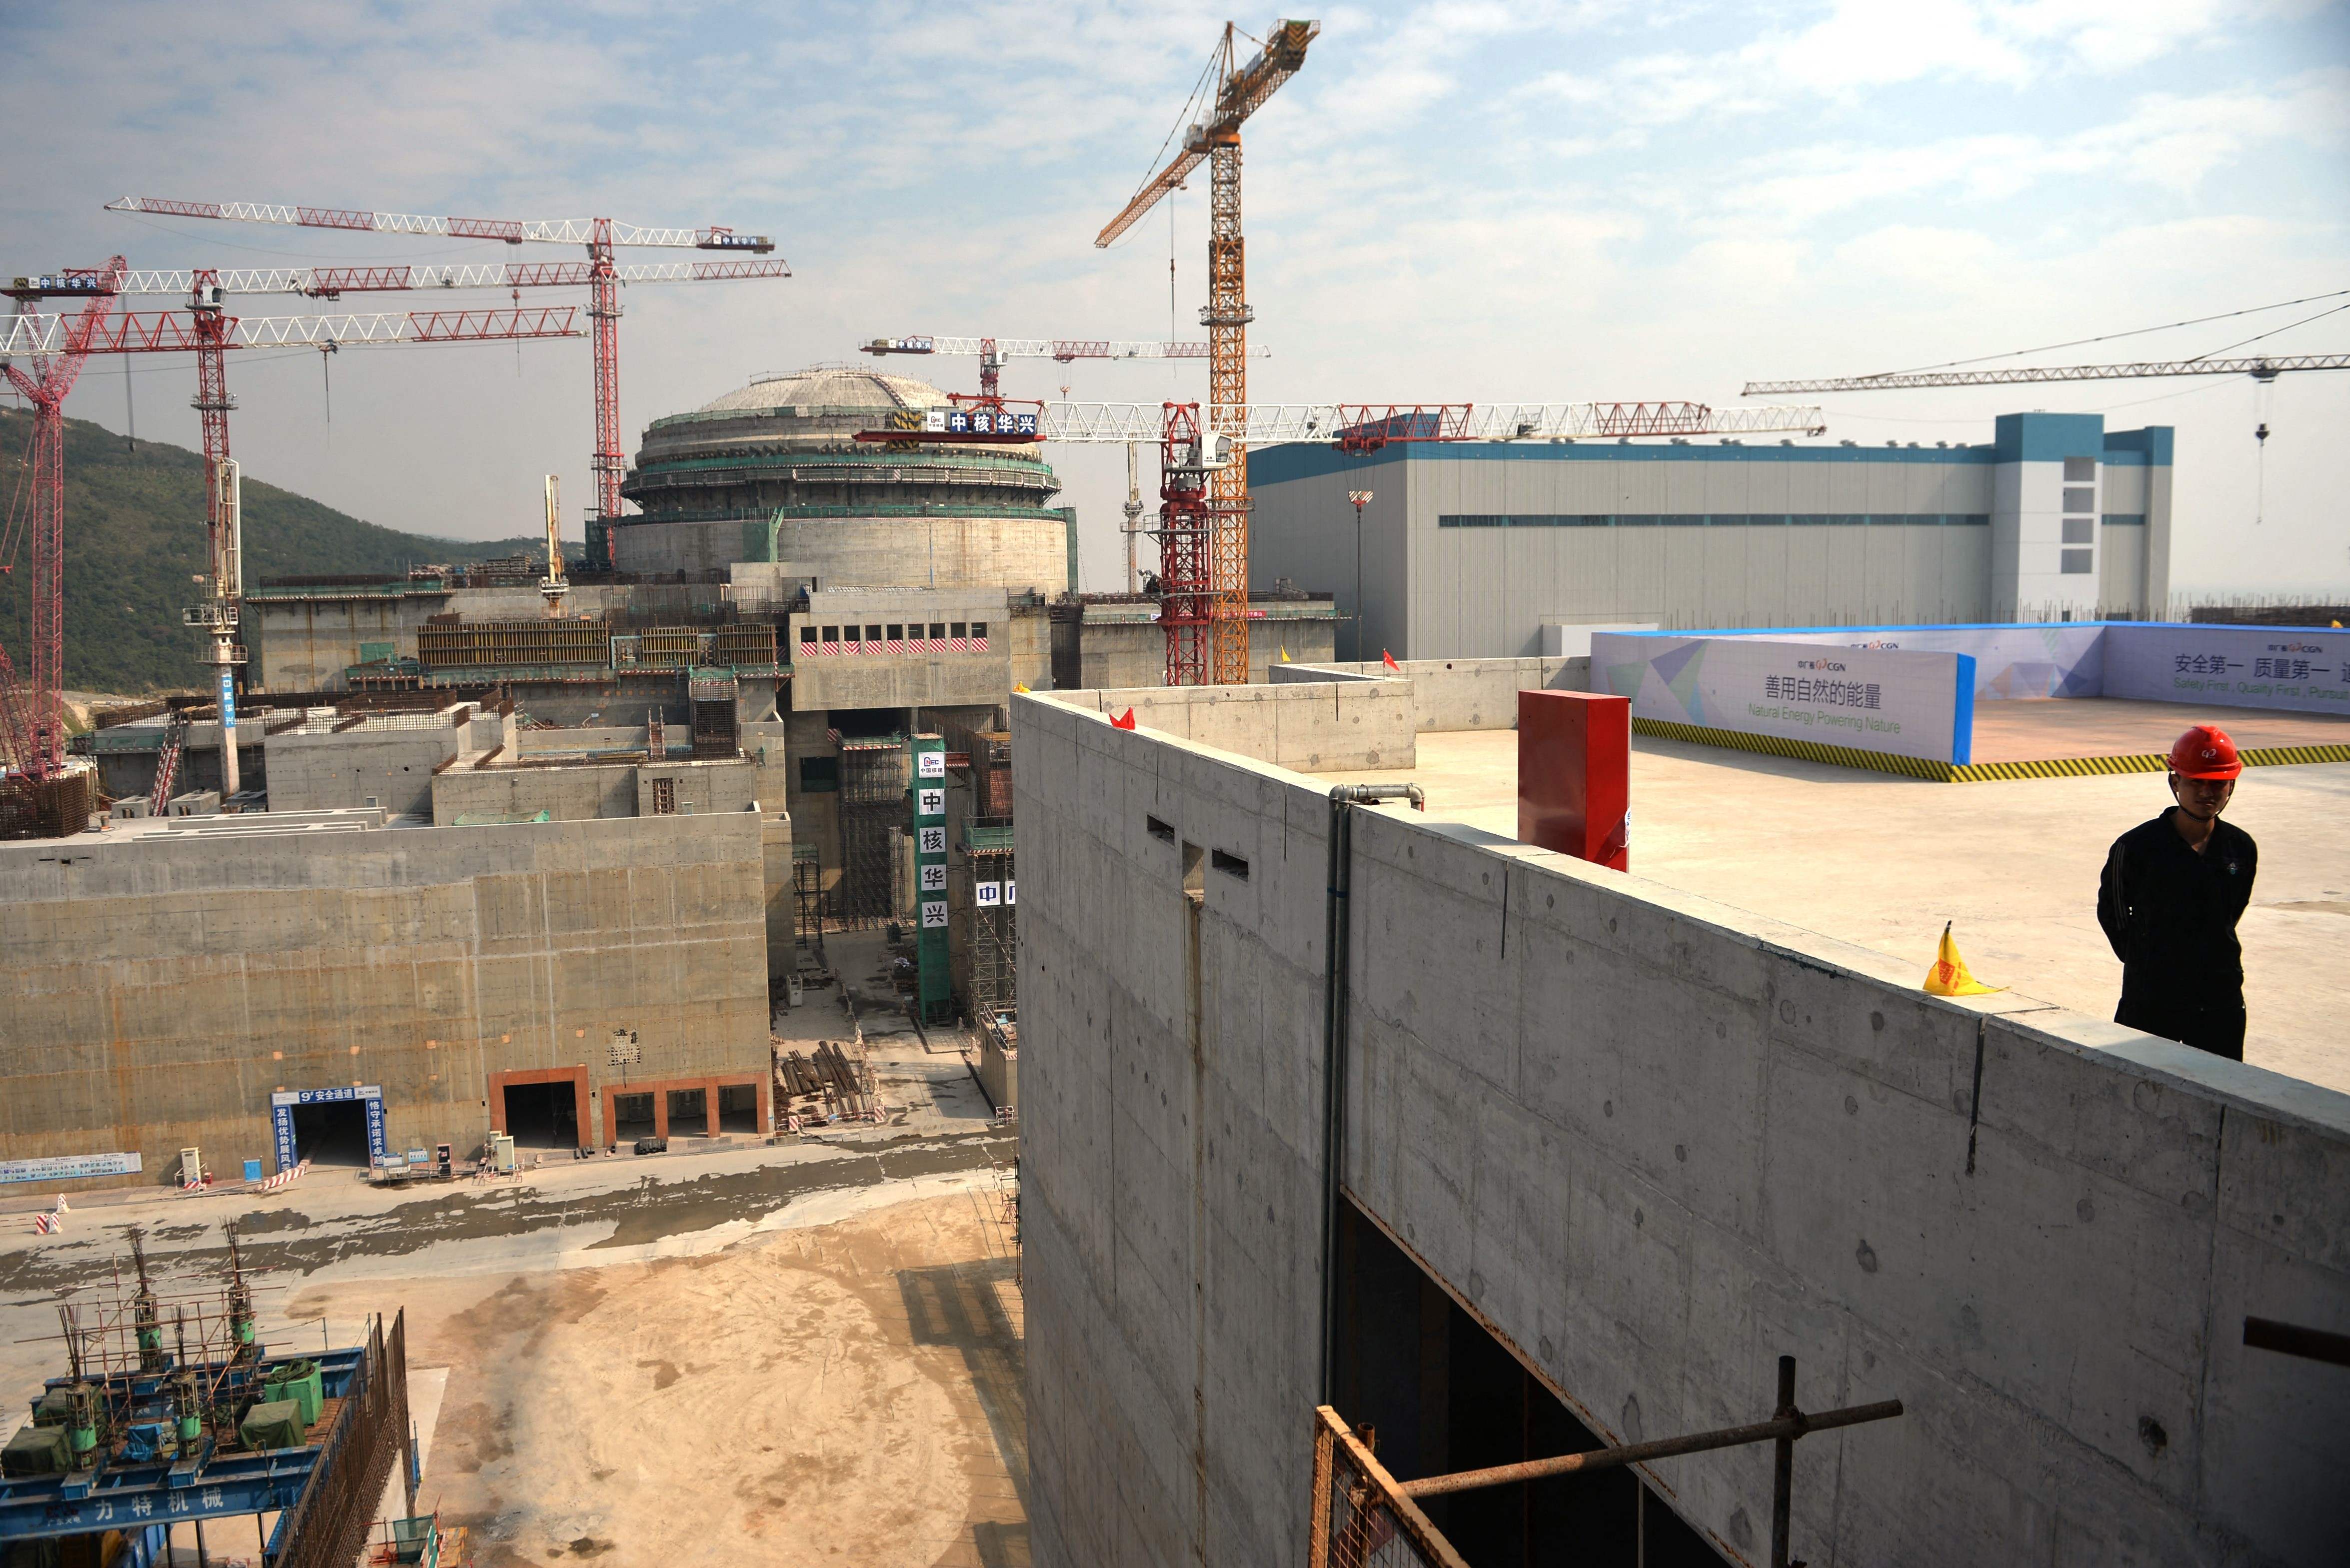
[{"x1": 0, "y1": 409, "x2": 554, "y2": 694}]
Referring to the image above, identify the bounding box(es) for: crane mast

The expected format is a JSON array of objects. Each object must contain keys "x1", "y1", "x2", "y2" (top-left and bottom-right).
[
  {"x1": 105, "y1": 195, "x2": 785, "y2": 572},
  {"x1": 0, "y1": 256, "x2": 124, "y2": 804},
  {"x1": 4, "y1": 294, "x2": 581, "y2": 822},
  {"x1": 1098, "y1": 19, "x2": 1319, "y2": 684}
]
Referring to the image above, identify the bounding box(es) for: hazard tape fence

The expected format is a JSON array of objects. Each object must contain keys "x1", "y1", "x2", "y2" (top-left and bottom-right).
[{"x1": 1631, "y1": 718, "x2": 2350, "y2": 783}]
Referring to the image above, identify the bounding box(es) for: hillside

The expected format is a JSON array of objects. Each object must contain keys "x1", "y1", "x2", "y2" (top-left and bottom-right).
[{"x1": 0, "y1": 409, "x2": 555, "y2": 694}]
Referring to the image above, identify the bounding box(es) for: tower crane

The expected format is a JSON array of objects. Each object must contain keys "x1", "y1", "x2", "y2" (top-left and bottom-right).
[
  {"x1": 2, "y1": 288, "x2": 580, "y2": 811},
  {"x1": 1742, "y1": 353, "x2": 2350, "y2": 394},
  {"x1": 860, "y1": 334, "x2": 1268, "y2": 397},
  {"x1": 860, "y1": 393, "x2": 1827, "y2": 686},
  {"x1": 0, "y1": 257, "x2": 125, "y2": 818},
  {"x1": 1096, "y1": 18, "x2": 1319, "y2": 685},
  {"x1": 103, "y1": 195, "x2": 787, "y2": 570}
]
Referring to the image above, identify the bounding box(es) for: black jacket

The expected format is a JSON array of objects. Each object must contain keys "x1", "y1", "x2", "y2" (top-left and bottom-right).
[{"x1": 2098, "y1": 809, "x2": 2258, "y2": 1014}]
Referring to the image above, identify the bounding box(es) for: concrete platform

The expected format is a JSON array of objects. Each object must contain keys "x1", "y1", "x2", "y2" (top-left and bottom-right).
[
  {"x1": 1321, "y1": 728, "x2": 2350, "y2": 1095},
  {"x1": 1968, "y1": 695, "x2": 2350, "y2": 763}
]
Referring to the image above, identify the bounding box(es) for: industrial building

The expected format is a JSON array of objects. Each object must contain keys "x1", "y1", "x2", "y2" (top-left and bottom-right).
[
  {"x1": 1011, "y1": 661, "x2": 2348, "y2": 1568},
  {"x1": 1247, "y1": 412, "x2": 2174, "y2": 660},
  {"x1": 5, "y1": 684, "x2": 787, "y2": 1191}
]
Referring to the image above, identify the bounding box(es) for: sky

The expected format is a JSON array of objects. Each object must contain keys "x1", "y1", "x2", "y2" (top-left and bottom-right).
[{"x1": 4, "y1": 0, "x2": 2346, "y2": 603}]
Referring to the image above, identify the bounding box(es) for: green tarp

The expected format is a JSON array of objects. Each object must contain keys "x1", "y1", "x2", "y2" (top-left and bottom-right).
[
  {"x1": 31, "y1": 1389, "x2": 72, "y2": 1427},
  {"x1": 263, "y1": 1360, "x2": 324, "y2": 1424},
  {"x1": 2, "y1": 1423, "x2": 70, "y2": 1477},
  {"x1": 238, "y1": 1399, "x2": 307, "y2": 1452}
]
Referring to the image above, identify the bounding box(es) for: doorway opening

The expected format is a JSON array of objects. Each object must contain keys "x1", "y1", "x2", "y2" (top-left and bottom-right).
[
  {"x1": 666, "y1": 1087, "x2": 708, "y2": 1137},
  {"x1": 717, "y1": 1084, "x2": 760, "y2": 1134},
  {"x1": 502, "y1": 1081, "x2": 581, "y2": 1149},
  {"x1": 612, "y1": 1092, "x2": 656, "y2": 1144},
  {"x1": 288, "y1": 1099, "x2": 371, "y2": 1168},
  {"x1": 1334, "y1": 1199, "x2": 1722, "y2": 1566}
]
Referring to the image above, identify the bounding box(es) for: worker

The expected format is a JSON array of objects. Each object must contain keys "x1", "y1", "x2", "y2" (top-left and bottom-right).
[{"x1": 2097, "y1": 725, "x2": 2258, "y2": 1060}]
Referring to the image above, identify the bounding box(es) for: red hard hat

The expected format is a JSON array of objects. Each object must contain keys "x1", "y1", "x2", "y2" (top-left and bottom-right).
[{"x1": 2169, "y1": 725, "x2": 2241, "y2": 780}]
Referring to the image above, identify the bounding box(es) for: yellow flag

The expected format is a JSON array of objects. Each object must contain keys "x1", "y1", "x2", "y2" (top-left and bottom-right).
[
  {"x1": 1013, "y1": 682, "x2": 1031, "y2": 694},
  {"x1": 1279, "y1": 645, "x2": 1291, "y2": 662},
  {"x1": 1923, "y1": 921, "x2": 2002, "y2": 996}
]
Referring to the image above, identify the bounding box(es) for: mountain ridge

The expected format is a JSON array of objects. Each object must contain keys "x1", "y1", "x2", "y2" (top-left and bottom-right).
[{"x1": 0, "y1": 408, "x2": 553, "y2": 694}]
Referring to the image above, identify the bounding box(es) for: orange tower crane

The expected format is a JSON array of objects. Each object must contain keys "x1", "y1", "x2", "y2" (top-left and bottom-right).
[{"x1": 1096, "y1": 19, "x2": 1318, "y2": 684}]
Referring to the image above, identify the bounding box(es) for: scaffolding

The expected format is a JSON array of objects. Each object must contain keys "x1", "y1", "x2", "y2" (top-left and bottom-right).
[
  {"x1": 954, "y1": 820, "x2": 1016, "y2": 1022},
  {"x1": 1304, "y1": 1357, "x2": 1902, "y2": 1568},
  {"x1": 834, "y1": 737, "x2": 906, "y2": 928},
  {"x1": 792, "y1": 841, "x2": 824, "y2": 956}
]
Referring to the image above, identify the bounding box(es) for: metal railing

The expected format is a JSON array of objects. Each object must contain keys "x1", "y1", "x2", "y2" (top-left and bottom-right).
[{"x1": 1309, "y1": 1356, "x2": 1902, "y2": 1568}]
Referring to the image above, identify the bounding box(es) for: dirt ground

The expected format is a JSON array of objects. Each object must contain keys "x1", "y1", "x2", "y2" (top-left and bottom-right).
[{"x1": 275, "y1": 1188, "x2": 1027, "y2": 1568}]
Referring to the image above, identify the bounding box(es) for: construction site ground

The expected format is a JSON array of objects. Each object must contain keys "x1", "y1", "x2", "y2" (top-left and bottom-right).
[
  {"x1": 1320, "y1": 722, "x2": 2350, "y2": 1095},
  {"x1": 0, "y1": 1125, "x2": 1025, "y2": 1568},
  {"x1": 778, "y1": 927, "x2": 1009, "y2": 1133}
]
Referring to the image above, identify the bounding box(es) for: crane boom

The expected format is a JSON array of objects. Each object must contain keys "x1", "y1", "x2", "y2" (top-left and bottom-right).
[
  {"x1": 0, "y1": 306, "x2": 582, "y2": 356},
  {"x1": 862, "y1": 335, "x2": 1265, "y2": 362},
  {"x1": 105, "y1": 194, "x2": 789, "y2": 563},
  {"x1": 1743, "y1": 353, "x2": 2350, "y2": 395},
  {"x1": 1036, "y1": 401, "x2": 1828, "y2": 442},
  {"x1": 104, "y1": 197, "x2": 774, "y2": 252},
  {"x1": 1093, "y1": 20, "x2": 1319, "y2": 248},
  {"x1": 12, "y1": 260, "x2": 791, "y2": 299}
]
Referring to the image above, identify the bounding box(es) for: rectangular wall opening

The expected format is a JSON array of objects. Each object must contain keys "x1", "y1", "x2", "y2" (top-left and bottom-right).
[
  {"x1": 612, "y1": 1092, "x2": 655, "y2": 1143},
  {"x1": 1335, "y1": 1199, "x2": 1724, "y2": 1566},
  {"x1": 288, "y1": 1099, "x2": 371, "y2": 1167},
  {"x1": 666, "y1": 1087, "x2": 708, "y2": 1135},
  {"x1": 501, "y1": 1080, "x2": 581, "y2": 1149},
  {"x1": 717, "y1": 1083, "x2": 760, "y2": 1134}
]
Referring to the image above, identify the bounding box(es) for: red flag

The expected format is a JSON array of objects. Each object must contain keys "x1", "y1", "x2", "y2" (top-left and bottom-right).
[
  {"x1": 1111, "y1": 707, "x2": 1137, "y2": 730},
  {"x1": 1381, "y1": 649, "x2": 1400, "y2": 672}
]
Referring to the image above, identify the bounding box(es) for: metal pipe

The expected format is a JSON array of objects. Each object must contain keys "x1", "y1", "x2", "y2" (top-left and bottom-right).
[
  {"x1": 1317, "y1": 783, "x2": 1423, "y2": 1405},
  {"x1": 1771, "y1": 1355, "x2": 1796, "y2": 1568},
  {"x1": 1395, "y1": 1397, "x2": 1904, "y2": 1499}
]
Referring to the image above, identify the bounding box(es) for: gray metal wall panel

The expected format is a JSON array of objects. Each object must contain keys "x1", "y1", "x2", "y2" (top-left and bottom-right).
[
  {"x1": 2103, "y1": 467, "x2": 2149, "y2": 512},
  {"x1": 2100, "y1": 523, "x2": 2149, "y2": 616}
]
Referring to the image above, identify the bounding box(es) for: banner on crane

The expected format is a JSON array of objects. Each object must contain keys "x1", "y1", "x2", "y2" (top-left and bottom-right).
[{"x1": 922, "y1": 407, "x2": 1039, "y2": 438}]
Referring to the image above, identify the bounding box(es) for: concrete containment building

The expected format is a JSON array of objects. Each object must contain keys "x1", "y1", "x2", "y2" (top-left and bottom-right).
[
  {"x1": 614, "y1": 363, "x2": 1077, "y2": 590},
  {"x1": 1248, "y1": 412, "x2": 2173, "y2": 659},
  {"x1": 1012, "y1": 667, "x2": 2347, "y2": 1568}
]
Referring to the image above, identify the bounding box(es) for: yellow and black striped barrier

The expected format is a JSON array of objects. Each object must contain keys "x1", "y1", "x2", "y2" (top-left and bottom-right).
[{"x1": 1630, "y1": 718, "x2": 2350, "y2": 783}]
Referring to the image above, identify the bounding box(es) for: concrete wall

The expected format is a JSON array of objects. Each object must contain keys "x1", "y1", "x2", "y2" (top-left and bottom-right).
[
  {"x1": 426, "y1": 757, "x2": 757, "y2": 825},
  {"x1": 1058, "y1": 615, "x2": 1339, "y2": 692},
  {"x1": 613, "y1": 511, "x2": 1070, "y2": 594},
  {"x1": 1271, "y1": 657, "x2": 1588, "y2": 729},
  {"x1": 1041, "y1": 680, "x2": 1413, "y2": 773},
  {"x1": 1013, "y1": 691, "x2": 2350, "y2": 1568},
  {"x1": 0, "y1": 813, "x2": 770, "y2": 1191},
  {"x1": 264, "y1": 726, "x2": 461, "y2": 817}
]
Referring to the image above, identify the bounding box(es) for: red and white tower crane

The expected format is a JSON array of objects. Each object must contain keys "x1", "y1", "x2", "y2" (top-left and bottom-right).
[
  {"x1": 860, "y1": 334, "x2": 1269, "y2": 397},
  {"x1": 103, "y1": 195, "x2": 788, "y2": 570},
  {"x1": 1, "y1": 290, "x2": 582, "y2": 809},
  {"x1": 0, "y1": 257, "x2": 125, "y2": 804}
]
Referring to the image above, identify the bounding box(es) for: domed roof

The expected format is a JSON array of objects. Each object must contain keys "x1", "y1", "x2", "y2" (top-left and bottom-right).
[{"x1": 697, "y1": 363, "x2": 949, "y2": 415}]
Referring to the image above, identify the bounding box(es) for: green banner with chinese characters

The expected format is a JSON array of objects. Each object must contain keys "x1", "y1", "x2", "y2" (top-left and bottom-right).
[{"x1": 910, "y1": 735, "x2": 952, "y2": 1020}]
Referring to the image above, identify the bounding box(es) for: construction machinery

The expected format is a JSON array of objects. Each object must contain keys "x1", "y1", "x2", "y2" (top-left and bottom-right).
[
  {"x1": 859, "y1": 392, "x2": 1827, "y2": 686},
  {"x1": 861, "y1": 333, "x2": 1267, "y2": 397},
  {"x1": 103, "y1": 194, "x2": 787, "y2": 568},
  {"x1": 1097, "y1": 18, "x2": 1321, "y2": 684},
  {"x1": 0, "y1": 257, "x2": 123, "y2": 833},
  {"x1": 1743, "y1": 353, "x2": 2350, "y2": 394},
  {"x1": 540, "y1": 474, "x2": 568, "y2": 617},
  {"x1": 2, "y1": 290, "x2": 580, "y2": 817}
]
